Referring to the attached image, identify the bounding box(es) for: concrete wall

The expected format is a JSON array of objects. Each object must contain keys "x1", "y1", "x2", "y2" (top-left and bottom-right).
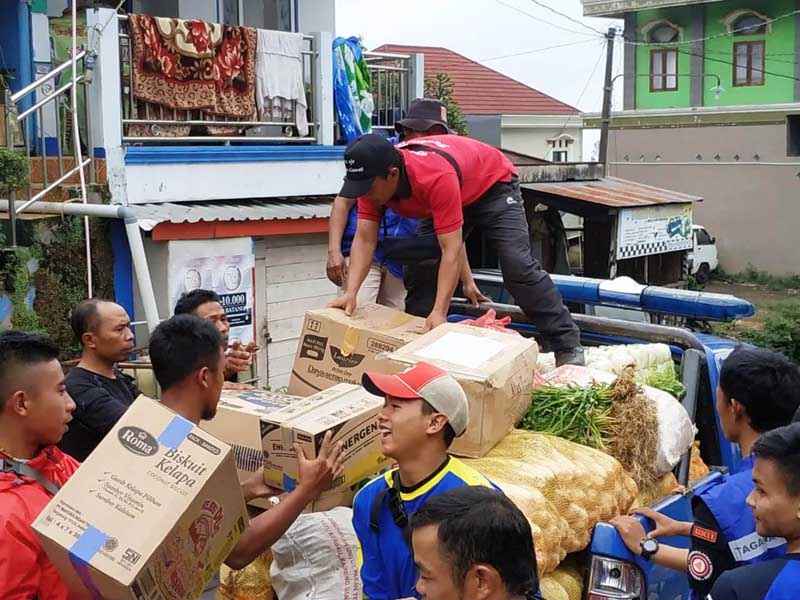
[
  {"x1": 607, "y1": 123, "x2": 800, "y2": 274},
  {"x1": 124, "y1": 156, "x2": 345, "y2": 203}
]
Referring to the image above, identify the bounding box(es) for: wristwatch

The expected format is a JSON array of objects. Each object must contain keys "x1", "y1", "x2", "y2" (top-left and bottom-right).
[{"x1": 640, "y1": 537, "x2": 660, "y2": 561}]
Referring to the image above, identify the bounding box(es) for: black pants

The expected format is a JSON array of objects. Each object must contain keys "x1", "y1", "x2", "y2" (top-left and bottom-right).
[{"x1": 404, "y1": 178, "x2": 580, "y2": 353}]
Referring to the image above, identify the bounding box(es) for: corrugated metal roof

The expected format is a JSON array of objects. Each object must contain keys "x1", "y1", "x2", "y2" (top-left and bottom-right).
[
  {"x1": 132, "y1": 198, "x2": 332, "y2": 231},
  {"x1": 373, "y1": 44, "x2": 579, "y2": 116},
  {"x1": 524, "y1": 177, "x2": 701, "y2": 208}
]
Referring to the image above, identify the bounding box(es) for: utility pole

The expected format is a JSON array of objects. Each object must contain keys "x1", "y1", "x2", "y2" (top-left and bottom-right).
[{"x1": 598, "y1": 27, "x2": 617, "y2": 169}]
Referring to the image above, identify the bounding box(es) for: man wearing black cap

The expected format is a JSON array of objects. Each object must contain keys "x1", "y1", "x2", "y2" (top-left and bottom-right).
[
  {"x1": 326, "y1": 98, "x2": 488, "y2": 312},
  {"x1": 330, "y1": 133, "x2": 583, "y2": 365}
]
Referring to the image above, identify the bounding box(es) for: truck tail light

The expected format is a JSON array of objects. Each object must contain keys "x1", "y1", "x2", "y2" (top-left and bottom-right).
[{"x1": 586, "y1": 556, "x2": 645, "y2": 600}]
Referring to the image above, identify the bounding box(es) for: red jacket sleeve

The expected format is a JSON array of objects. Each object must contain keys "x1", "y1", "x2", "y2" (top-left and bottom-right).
[
  {"x1": 0, "y1": 513, "x2": 68, "y2": 600},
  {"x1": 426, "y1": 172, "x2": 463, "y2": 235}
]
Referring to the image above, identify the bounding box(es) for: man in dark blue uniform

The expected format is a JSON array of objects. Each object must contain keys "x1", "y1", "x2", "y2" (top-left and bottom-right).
[
  {"x1": 709, "y1": 422, "x2": 800, "y2": 600},
  {"x1": 611, "y1": 347, "x2": 800, "y2": 598}
]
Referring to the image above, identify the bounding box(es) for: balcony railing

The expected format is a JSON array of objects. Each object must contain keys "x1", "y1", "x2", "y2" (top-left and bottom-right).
[
  {"x1": 364, "y1": 50, "x2": 412, "y2": 135},
  {"x1": 118, "y1": 14, "x2": 318, "y2": 144}
]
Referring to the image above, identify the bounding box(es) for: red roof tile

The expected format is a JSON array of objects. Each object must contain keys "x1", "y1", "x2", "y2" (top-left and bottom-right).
[{"x1": 373, "y1": 44, "x2": 579, "y2": 116}]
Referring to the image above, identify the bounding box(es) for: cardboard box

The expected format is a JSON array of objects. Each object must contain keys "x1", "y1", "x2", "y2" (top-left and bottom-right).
[
  {"x1": 288, "y1": 304, "x2": 424, "y2": 396},
  {"x1": 200, "y1": 389, "x2": 304, "y2": 509},
  {"x1": 384, "y1": 323, "x2": 539, "y2": 458},
  {"x1": 33, "y1": 396, "x2": 248, "y2": 600},
  {"x1": 261, "y1": 383, "x2": 391, "y2": 495}
]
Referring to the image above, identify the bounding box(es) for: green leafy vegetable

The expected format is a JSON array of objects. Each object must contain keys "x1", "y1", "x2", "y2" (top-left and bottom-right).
[{"x1": 521, "y1": 383, "x2": 615, "y2": 450}]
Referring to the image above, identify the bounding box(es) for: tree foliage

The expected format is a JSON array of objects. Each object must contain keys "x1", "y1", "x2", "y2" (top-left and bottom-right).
[{"x1": 424, "y1": 73, "x2": 468, "y2": 136}]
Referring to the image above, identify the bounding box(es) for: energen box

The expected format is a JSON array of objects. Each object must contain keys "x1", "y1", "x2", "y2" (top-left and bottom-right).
[
  {"x1": 261, "y1": 384, "x2": 390, "y2": 495},
  {"x1": 33, "y1": 396, "x2": 248, "y2": 600},
  {"x1": 288, "y1": 304, "x2": 424, "y2": 396},
  {"x1": 200, "y1": 388, "x2": 306, "y2": 509}
]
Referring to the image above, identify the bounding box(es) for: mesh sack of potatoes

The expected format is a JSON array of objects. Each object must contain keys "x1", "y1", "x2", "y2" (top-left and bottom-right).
[
  {"x1": 217, "y1": 551, "x2": 273, "y2": 600},
  {"x1": 540, "y1": 576, "x2": 568, "y2": 600},
  {"x1": 466, "y1": 431, "x2": 638, "y2": 565},
  {"x1": 540, "y1": 563, "x2": 583, "y2": 600},
  {"x1": 549, "y1": 564, "x2": 583, "y2": 600},
  {"x1": 496, "y1": 480, "x2": 569, "y2": 575}
]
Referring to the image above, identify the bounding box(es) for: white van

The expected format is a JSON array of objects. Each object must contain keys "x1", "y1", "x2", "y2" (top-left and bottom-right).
[{"x1": 689, "y1": 225, "x2": 719, "y2": 283}]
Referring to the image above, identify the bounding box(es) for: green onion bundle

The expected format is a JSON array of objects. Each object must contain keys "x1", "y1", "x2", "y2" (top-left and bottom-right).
[{"x1": 521, "y1": 383, "x2": 615, "y2": 450}]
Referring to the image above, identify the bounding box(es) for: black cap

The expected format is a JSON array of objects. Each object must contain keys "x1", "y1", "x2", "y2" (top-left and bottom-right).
[
  {"x1": 340, "y1": 134, "x2": 400, "y2": 198},
  {"x1": 395, "y1": 98, "x2": 452, "y2": 134}
]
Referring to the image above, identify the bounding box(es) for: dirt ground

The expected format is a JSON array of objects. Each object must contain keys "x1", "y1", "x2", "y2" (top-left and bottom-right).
[{"x1": 705, "y1": 281, "x2": 798, "y2": 330}]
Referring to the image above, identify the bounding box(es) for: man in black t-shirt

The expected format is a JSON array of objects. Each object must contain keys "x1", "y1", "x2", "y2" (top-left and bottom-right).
[{"x1": 60, "y1": 299, "x2": 138, "y2": 461}]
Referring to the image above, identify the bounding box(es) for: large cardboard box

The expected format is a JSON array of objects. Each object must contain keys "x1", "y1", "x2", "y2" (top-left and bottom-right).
[
  {"x1": 288, "y1": 304, "x2": 424, "y2": 396},
  {"x1": 200, "y1": 389, "x2": 304, "y2": 509},
  {"x1": 33, "y1": 397, "x2": 248, "y2": 600},
  {"x1": 261, "y1": 383, "x2": 391, "y2": 496},
  {"x1": 385, "y1": 323, "x2": 539, "y2": 458}
]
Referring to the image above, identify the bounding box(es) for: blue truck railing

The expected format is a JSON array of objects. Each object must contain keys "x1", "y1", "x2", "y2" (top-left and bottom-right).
[{"x1": 471, "y1": 270, "x2": 755, "y2": 323}]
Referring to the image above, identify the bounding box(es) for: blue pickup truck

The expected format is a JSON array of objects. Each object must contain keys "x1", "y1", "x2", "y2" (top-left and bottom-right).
[{"x1": 449, "y1": 272, "x2": 756, "y2": 600}]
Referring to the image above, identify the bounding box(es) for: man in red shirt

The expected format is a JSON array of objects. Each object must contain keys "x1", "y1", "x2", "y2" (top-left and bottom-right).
[
  {"x1": 332, "y1": 133, "x2": 582, "y2": 364},
  {"x1": 0, "y1": 330, "x2": 78, "y2": 599}
]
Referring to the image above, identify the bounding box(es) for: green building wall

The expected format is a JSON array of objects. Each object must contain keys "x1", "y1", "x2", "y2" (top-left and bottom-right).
[{"x1": 632, "y1": 0, "x2": 797, "y2": 110}]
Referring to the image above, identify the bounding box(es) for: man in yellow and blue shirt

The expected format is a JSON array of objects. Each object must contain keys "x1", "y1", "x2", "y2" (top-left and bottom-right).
[{"x1": 353, "y1": 361, "x2": 497, "y2": 600}]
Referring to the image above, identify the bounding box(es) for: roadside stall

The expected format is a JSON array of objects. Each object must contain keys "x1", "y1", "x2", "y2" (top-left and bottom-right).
[{"x1": 518, "y1": 166, "x2": 701, "y2": 286}]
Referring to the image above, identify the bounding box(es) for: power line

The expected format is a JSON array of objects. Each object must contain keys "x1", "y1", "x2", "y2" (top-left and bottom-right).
[
  {"x1": 521, "y1": 0, "x2": 610, "y2": 36},
  {"x1": 689, "y1": 48, "x2": 800, "y2": 81},
  {"x1": 621, "y1": 8, "x2": 800, "y2": 46},
  {"x1": 480, "y1": 38, "x2": 600, "y2": 62},
  {"x1": 552, "y1": 39, "x2": 607, "y2": 145},
  {"x1": 493, "y1": 0, "x2": 604, "y2": 38},
  {"x1": 630, "y1": 41, "x2": 800, "y2": 82}
]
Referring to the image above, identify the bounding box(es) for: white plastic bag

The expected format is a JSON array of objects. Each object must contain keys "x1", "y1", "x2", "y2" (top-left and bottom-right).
[
  {"x1": 644, "y1": 384, "x2": 696, "y2": 476},
  {"x1": 270, "y1": 507, "x2": 362, "y2": 600}
]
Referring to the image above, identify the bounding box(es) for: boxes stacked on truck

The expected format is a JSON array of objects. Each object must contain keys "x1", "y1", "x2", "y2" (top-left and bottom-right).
[
  {"x1": 288, "y1": 304, "x2": 424, "y2": 396},
  {"x1": 383, "y1": 323, "x2": 539, "y2": 458}
]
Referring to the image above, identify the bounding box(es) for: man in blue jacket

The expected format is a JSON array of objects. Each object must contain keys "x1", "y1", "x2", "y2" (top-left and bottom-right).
[
  {"x1": 352, "y1": 361, "x2": 497, "y2": 600},
  {"x1": 611, "y1": 347, "x2": 800, "y2": 599},
  {"x1": 709, "y1": 422, "x2": 800, "y2": 599}
]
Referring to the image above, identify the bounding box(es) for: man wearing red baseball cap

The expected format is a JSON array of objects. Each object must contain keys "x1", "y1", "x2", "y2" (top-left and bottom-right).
[{"x1": 352, "y1": 361, "x2": 497, "y2": 600}]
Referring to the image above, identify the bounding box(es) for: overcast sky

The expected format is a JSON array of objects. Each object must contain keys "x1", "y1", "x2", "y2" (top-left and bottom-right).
[{"x1": 334, "y1": 0, "x2": 624, "y2": 116}]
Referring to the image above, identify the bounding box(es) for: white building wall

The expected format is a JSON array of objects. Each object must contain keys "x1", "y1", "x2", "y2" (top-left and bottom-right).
[
  {"x1": 500, "y1": 115, "x2": 583, "y2": 162},
  {"x1": 124, "y1": 159, "x2": 345, "y2": 204},
  {"x1": 256, "y1": 234, "x2": 336, "y2": 390}
]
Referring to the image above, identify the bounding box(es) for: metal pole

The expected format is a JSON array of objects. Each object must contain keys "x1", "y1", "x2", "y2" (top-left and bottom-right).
[
  {"x1": 72, "y1": 1, "x2": 93, "y2": 298},
  {"x1": 123, "y1": 217, "x2": 160, "y2": 332},
  {"x1": 5, "y1": 91, "x2": 17, "y2": 249},
  {"x1": 0, "y1": 200, "x2": 162, "y2": 334},
  {"x1": 598, "y1": 27, "x2": 616, "y2": 169}
]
